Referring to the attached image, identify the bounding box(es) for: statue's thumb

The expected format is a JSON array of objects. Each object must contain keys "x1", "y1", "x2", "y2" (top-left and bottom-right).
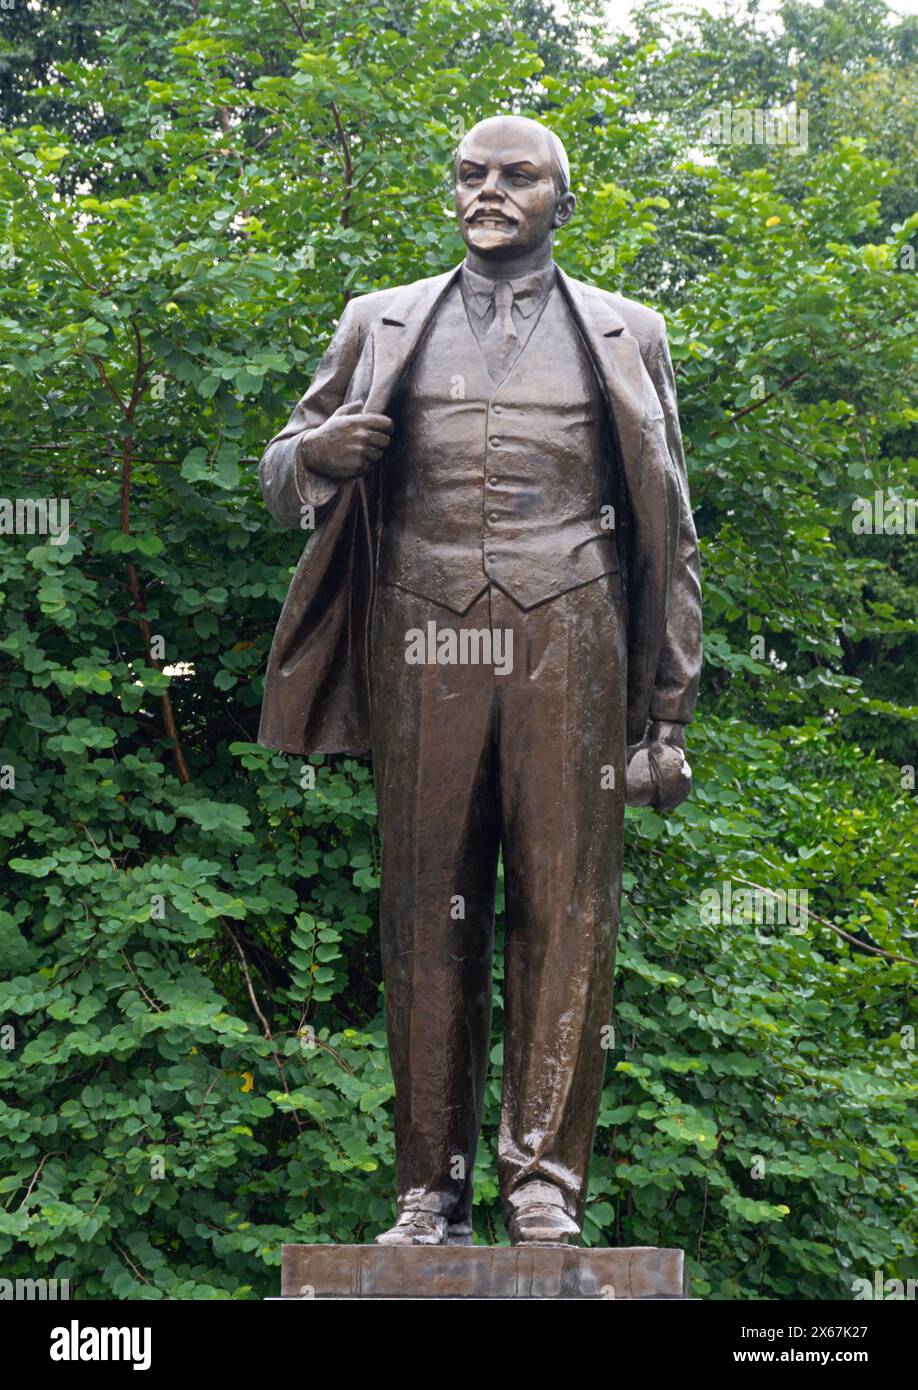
[{"x1": 337, "y1": 399, "x2": 365, "y2": 415}]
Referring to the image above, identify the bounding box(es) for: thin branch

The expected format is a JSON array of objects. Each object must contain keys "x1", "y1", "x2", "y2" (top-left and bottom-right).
[
  {"x1": 84, "y1": 826, "x2": 119, "y2": 873},
  {"x1": 696, "y1": 1177, "x2": 708, "y2": 1259},
  {"x1": 329, "y1": 100, "x2": 353, "y2": 229},
  {"x1": 119, "y1": 951, "x2": 164, "y2": 1012},
  {"x1": 109, "y1": 321, "x2": 192, "y2": 785},
  {"x1": 0, "y1": 147, "x2": 98, "y2": 290},
  {"x1": 223, "y1": 920, "x2": 273, "y2": 1042},
  {"x1": 221, "y1": 920, "x2": 304, "y2": 1133},
  {"x1": 729, "y1": 874, "x2": 917, "y2": 967},
  {"x1": 92, "y1": 356, "x2": 130, "y2": 419},
  {"x1": 113, "y1": 1241, "x2": 152, "y2": 1286},
  {"x1": 17, "y1": 1153, "x2": 53, "y2": 1209},
  {"x1": 278, "y1": 0, "x2": 309, "y2": 43}
]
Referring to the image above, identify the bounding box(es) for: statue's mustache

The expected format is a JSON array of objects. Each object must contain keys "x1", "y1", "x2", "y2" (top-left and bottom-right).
[{"x1": 467, "y1": 207, "x2": 518, "y2": 224}]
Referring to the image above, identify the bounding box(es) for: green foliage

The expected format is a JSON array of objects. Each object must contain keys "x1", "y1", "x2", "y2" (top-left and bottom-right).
[{"x1": 0, "y1": 0, "x2": 915, "y2": 1299}]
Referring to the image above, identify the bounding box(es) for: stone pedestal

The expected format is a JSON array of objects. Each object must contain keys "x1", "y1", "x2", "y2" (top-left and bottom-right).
[{"x1": 278, "y1": 1244, "x2": 690, "y2": 1300}]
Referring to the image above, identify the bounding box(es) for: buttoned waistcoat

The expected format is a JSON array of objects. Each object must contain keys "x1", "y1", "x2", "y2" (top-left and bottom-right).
[{"x1": 379, "y1": 279, "x2": 618, "y2": 612}]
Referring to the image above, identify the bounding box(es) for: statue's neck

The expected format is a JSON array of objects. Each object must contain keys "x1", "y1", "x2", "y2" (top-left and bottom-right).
[{"x1": 463, "y1": 240, "x2": 554, "y2": 280}]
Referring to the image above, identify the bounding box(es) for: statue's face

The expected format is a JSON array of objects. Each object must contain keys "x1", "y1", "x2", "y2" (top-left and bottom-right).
[{"x1": 455, "y1": 121, "x2": 570, "y2": 260}]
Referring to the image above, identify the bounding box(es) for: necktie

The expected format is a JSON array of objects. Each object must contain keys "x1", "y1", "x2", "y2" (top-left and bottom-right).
[{"x1": 482, "y1": 280, "x2": 519, "y2": 380}]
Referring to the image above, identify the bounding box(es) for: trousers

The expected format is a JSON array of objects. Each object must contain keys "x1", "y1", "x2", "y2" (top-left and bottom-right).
[{"x1": 369, "y1": 573, "x2": 627, "y2": 1226}]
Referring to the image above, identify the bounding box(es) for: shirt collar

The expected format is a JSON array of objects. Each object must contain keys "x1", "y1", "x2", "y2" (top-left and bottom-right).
[{"x1": 460, "y1": 262, "x2": 556, "y2": 319}]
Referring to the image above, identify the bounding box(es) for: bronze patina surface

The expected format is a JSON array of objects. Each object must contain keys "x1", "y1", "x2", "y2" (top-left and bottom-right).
[{"x1": 258, "y1": 115, "x2": 702, "y2": 1247}]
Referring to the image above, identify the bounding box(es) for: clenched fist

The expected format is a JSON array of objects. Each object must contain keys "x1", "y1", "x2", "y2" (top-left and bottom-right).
[
  {"x1": 298, "y1": 399, "x2": 395, "y2": 480},
  {"x1": 626, "y1": 720, "x2": 693, "y2": 813}
]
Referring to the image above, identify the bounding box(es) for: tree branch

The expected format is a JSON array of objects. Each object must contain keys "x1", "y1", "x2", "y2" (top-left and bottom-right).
[
  {"x1": 221, "y1": 920, "x2": 304, "y2": 1133},
  {"x1": 108, "y1": 321, "x2": 192, "y2": 784}
]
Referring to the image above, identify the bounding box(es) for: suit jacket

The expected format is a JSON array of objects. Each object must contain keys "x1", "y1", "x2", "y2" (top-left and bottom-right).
[{"x1": 258, "y1": 261, "x2": 703, "y2": 755}]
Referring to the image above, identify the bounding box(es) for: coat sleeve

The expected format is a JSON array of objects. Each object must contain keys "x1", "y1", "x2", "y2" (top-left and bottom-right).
[
  {"x1": 642, "y1": 317, "x2": 703, "y2": 727},
  {"x1": 259, "y1": 300, "x2": 363, "y2": 528}
]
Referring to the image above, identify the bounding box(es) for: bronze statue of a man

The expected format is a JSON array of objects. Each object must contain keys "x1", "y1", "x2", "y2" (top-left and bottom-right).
[{"x1": 258, "y1": 115, "x2": 702, "y2": 1247}]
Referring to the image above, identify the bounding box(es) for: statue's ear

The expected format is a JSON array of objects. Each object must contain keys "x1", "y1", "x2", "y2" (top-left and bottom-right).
[{"x1": 553, "y1": 192, "x2": 576, "y2": 229}]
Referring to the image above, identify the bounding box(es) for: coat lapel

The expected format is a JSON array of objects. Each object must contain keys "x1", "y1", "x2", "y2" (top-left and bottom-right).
[
  {"x1": 555, "y1": 266, "x2": 646, "y2": 469},
  {"x1": 357, "y1": 264, "x2": 464, "y2": 416}
]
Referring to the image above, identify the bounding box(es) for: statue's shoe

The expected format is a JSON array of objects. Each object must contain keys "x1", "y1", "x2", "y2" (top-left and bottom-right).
[
  {"x1": 446, "y1": 1217, "x2": 473, "y2": 1246},
  {"x1": 374, "y1": 1210, "x2": 448, "y2": 1246},
  {"x1": 506, "y1": 1201, "x2": 580, "y2": 1246}
]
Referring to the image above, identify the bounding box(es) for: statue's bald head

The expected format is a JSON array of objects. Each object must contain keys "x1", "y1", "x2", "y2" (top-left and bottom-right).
[
  {"x1": 453, "y1": 114, "x2": 576, "y2": 263},
  {"x1": 455, "y1": 115, "x2": 571, "y2": 195}
]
